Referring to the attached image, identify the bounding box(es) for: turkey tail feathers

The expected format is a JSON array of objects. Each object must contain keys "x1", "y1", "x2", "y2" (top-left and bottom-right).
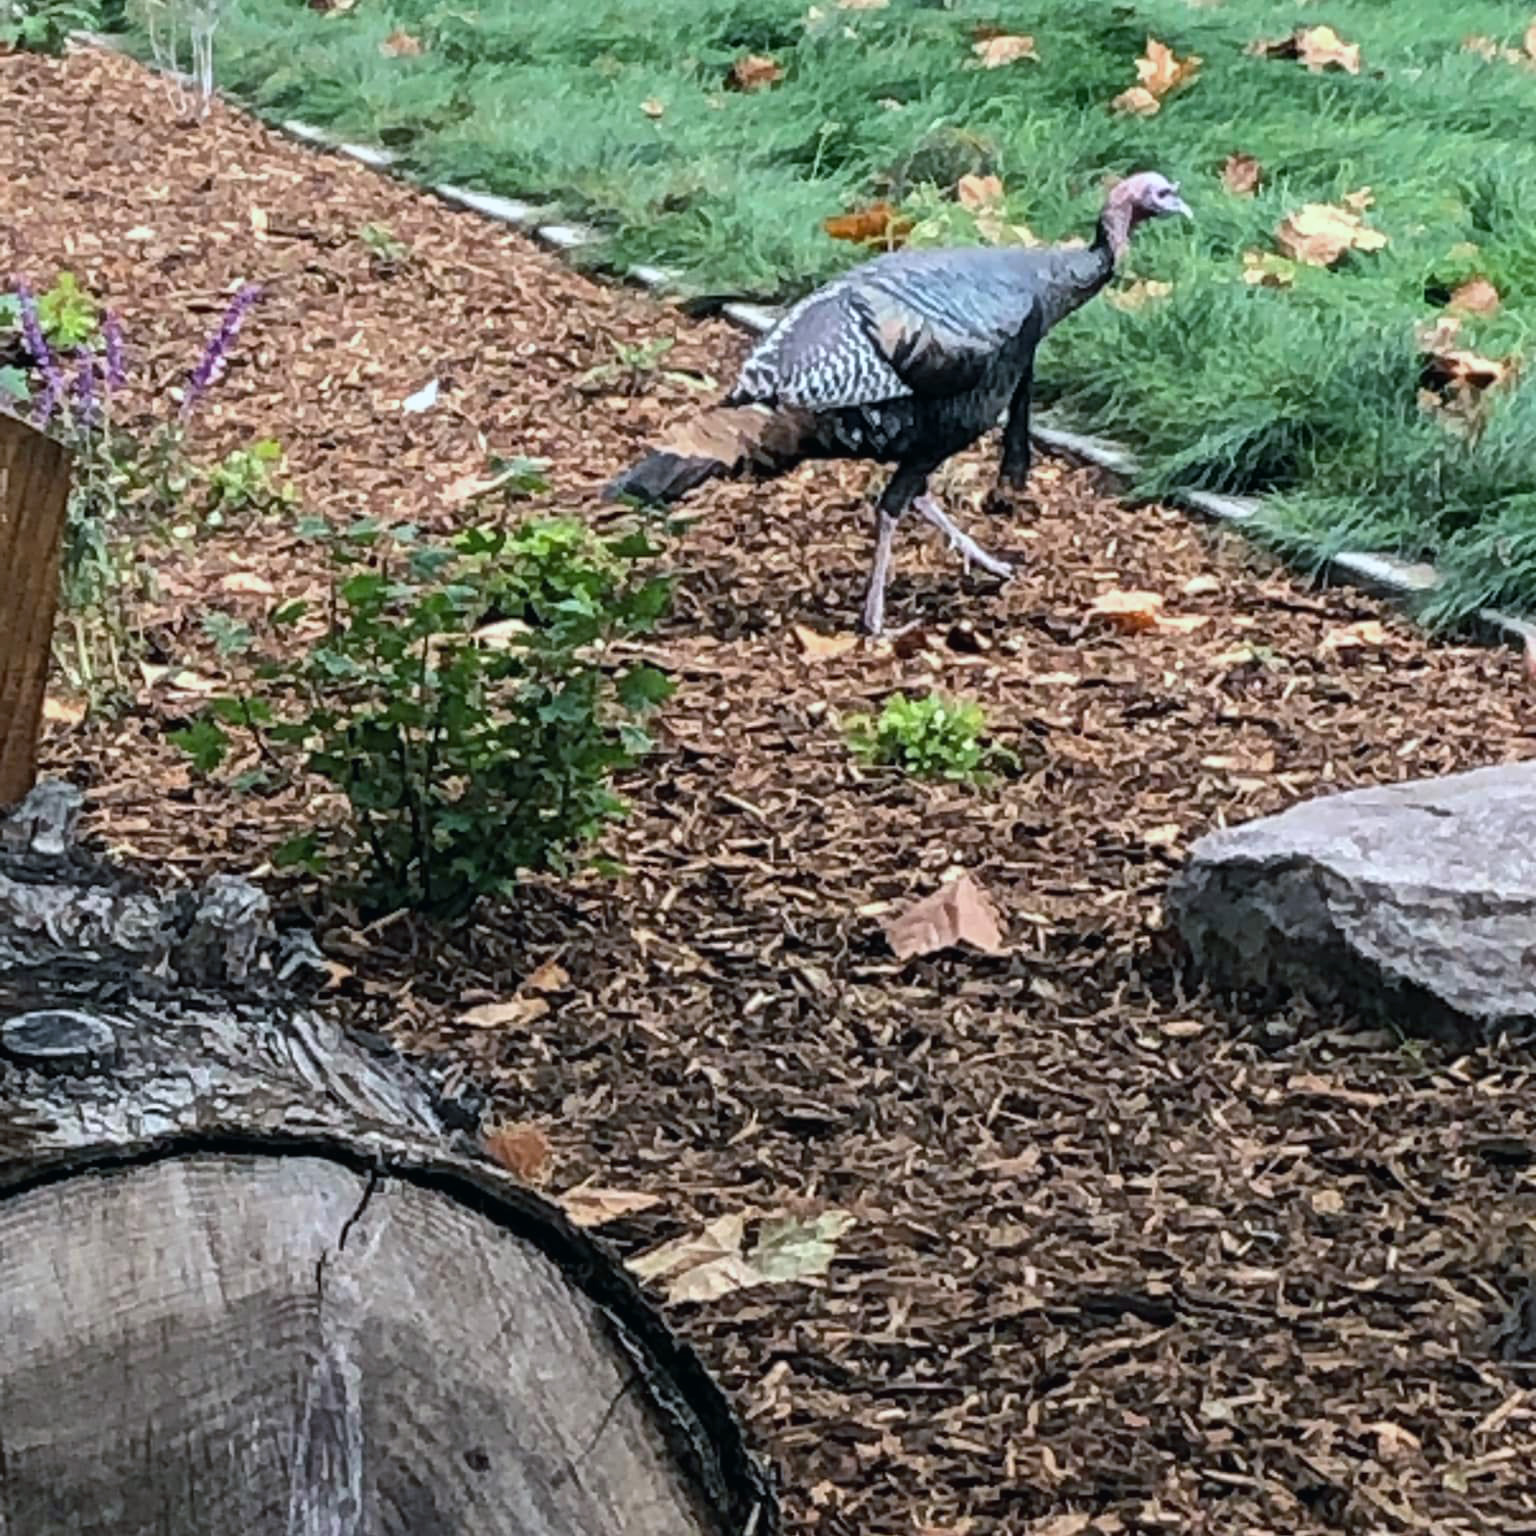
[{"x1": 602, "y1": 404, "x2": 810, "y2": 505}]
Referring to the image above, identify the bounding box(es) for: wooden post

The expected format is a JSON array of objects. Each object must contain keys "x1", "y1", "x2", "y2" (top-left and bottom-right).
[{"x1": 0, "y1": 411, "x2": 72, "y2": 807}]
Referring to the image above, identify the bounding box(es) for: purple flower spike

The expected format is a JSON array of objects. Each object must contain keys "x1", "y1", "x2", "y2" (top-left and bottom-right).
[
  {"x1": 13, "y1": 278, "x2": 67, "y2": 407},
  {"x1": 73, "y1": 348, "x2": 98, "y2": 428},
  {"x1": 102, "y1": 309, "x2": 125, "y2": 394},
  {"x1": 181, "y1": 281, "x2": 263, "y2": 420},
  {"x1": 34, "y1": 371, "x2": 62, "y2": 431}
]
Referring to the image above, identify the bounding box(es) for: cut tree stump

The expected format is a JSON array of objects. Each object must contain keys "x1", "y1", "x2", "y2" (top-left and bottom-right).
[
  {"x1": 0, "y1": 412, "x2": 72, "y2": 807},
  {"x1": 0, "y1": 781, "x2": 774, "y2": 1536}
]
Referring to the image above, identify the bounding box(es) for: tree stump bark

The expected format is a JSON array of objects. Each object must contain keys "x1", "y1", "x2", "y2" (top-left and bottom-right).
[
  {"x1": 0, "y1": 412, "x2": 72, "y2": 806},
  {"x1": 0, "y1": 781, "x2": 774, "y2": 1536}
]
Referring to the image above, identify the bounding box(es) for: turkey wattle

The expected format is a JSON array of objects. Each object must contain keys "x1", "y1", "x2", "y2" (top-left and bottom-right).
[{"x1": 604, "y1": 171, "x2": 1192, "y2": 634}]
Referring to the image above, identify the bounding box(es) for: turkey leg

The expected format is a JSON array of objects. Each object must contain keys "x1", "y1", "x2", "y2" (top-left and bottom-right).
[
  {"x1": 861, "y1": 464, "x2": 928, "y2": 636},
  {"x1": 913, "y1": 495, "x2": 1014, "y2": 579}
]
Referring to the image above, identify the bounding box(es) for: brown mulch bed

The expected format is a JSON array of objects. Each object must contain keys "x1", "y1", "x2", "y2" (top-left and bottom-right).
[{"x1": 9, "y1": 43, "x2": 1536, "y2": 1536}]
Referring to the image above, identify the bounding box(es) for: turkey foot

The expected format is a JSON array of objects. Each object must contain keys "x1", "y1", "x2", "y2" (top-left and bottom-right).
[
  {"x1": 981, "y1": 482, "x2": 1037, "y2": 519},
  {"x1": 914, "y1": 494, "x2": 1014, "y2": 578}
]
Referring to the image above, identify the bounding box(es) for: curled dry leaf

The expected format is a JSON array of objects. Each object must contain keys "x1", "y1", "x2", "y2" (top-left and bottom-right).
[
  {"x1": 1222, "y1": 153, "x2": 1262, "y2": 196},
  {"x1": 219, "y1": 570, "x2": 275, "y2": 596},
  {"x1": 458, "y1": 995, "x2": 550, "y2": 1030},
  {"x1": 793, "y1": 623, "x2": 860, "y2": 661},
  {"x1": 639, "y1": 97, "x2": 665, "y2": 118},
  {"x1": 628, "y1": 1210, "x2": 854, "y2": 1304},
  {"x1": 523, "y1": 960, "x2": 570, "y2": 993},
  {"x1": 1088, "y1": 588, "x2": 1165, "y2": 633},
  {"x1": 1448, "y1": 277, "x2": 1500, "y2": 316},
  {"x1": 1417, "y1": 313, "x2": 1516, "y2": 409},
  {"x1": 1250, "y1": 25, "x2": 1360, "y2": 74},
  {"x1": 1274, "y1": 202, "x2": 1388, "y2": 268},
  {"x1": 955, "y1": 173, "x2": 1005, "y2": 211},
  {"x1": 41, "y1": 695, "x2": 86, "y2": 726},
  {"x1": 559, "y1": 1186, "x2": 662, "y2": 1229},
  {"x1": 482, "y1": 1122, "x2": 553, "y2": 1184},
  {"x1": 1107, "y1": 278, "x2": 1173, "y2": 311},
  {"x1": 1319, "y1": 619, "x2": 1392, "y2": 659},
  {"x1": 1113, "y1": 36, "x2": 1201, "y2": 113},
  {"x1": 1242, "y1": 249, "x2": 1297, "y2": 287},
  {"x1": 378, "y1": 27, "x2": 424, "y2": 56},
  {"x1": 729, "y1": 53, "x2": 783, "y2": 91},
  {"x1": 882, "y1": 873, "x2": 1004, "y2": 961},
  {"x1": 823, "y1": 200, "x2": 912, "y2": 248},
  {"x1": 972, "y1": 33, "x2": 1038, "y2": 68}
]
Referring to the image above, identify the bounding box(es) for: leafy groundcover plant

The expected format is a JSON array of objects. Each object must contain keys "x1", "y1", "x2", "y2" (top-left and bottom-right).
[{"x1": 174, "y1": 514, "x2": 675, "y2": 920}]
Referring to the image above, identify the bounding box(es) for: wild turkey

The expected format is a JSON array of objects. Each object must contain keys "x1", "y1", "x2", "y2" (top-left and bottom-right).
[{"x1": 604, "y1": 171, "x2": 1191, "y2": 634}]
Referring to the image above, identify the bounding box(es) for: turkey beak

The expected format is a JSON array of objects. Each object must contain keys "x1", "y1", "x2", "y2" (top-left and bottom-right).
[{"x1": 1170, "y1": 194, "x2": 1193, "y2": 219}]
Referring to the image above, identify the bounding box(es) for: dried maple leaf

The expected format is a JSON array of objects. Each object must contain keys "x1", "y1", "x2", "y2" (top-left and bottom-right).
[
  {"x1": 1462, "y1": 34, "x2": 1500, "y2": 60},
  {"x1": 1448, "y1": 277, "x2": 1500, "y2": 316},
  {"x1": 1088, "y1": 588, "x2": 1165, "y2": 633},
  {"x1": 823, "y1": 200, "x2": 911, "y2": 247},
  {"x1": 1135, "y1": 36, "x2": 1202, "y2": 95},
  {"x1": 1273, "y1": 202, "x2": 1388, "y2": 267},
  {"x1": 458, "y1": 995, "x2": 550, "y2": 1029},
  {"x1": 559, "y1": 1186, "x2": 662, "y2": 1229},
  {"x1": 378, "y1": 28, "x2": 423, "y2": 56},
  {"x1": 1106, "y1": 278, "x2": 1173, "y2": 311},
  {"x1": 729, "y1": 53, "x2": 783, "y2": 90},
  {"x1": 640, "y1": 97, "x2": 665, "y2": 118},
  {"x1": 1111, "y1": 85, "x2": 1162, "y2": 116},
  {"x1": 793, "y1": 623, "x2": 860, "y2": 660},
  {"x1": 1319, "y1": 619, "x2": 1391, "y2": 658},
  {"x1": 882, "y1": 873, "x2": 1005, "y2": 960},
  {"x1": 1250, "y1": 25, "x2": 1359, "y2": 73},
  {"x1": 219, "y1": 570, "x2": 275, "y2": 596},
  {"x1": 955, "y1": 173, "x2": 1004, "y2": 210},
  {"x1": 1241, "y1": 249, "x2": 1297, "y2": 288},
  {"x1": 972, "y1": 34, "x2": 1038, "y2": 68},
  {"x1": 1341, "y1": 185, "x2": 1374, "y2": 212},
  {"x1": 1222, "y1": 153, "x2": 1261, "y2": 196},
  {"x1": 482, "y1": 1122, "x2": 552, "y2": 1184}
]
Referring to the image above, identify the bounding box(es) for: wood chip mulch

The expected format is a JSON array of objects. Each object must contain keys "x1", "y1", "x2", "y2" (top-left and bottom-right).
[{"x1": 8, "y1": 44, "x2": 1536, "y2": 1536}]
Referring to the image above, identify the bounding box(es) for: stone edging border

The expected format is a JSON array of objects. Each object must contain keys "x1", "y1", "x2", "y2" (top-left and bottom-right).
[{"x1": 71, "y1": 31, "x2": 1536, "y2": 656}]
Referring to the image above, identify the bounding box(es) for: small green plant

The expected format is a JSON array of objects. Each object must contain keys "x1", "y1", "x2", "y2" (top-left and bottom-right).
[
  {"x1": 202, "y1": 437, "x2": 295, "y2": 519},
  {"x1": 575, "y1": 336, "x2": 714, "y2": 397},
  {"x1": 357, "y1": 223, "x2": 409, "y2": 270},
  {"x1": 0, "y1": 0, "x2": 101, "y2": 55},
  {"x1": 171, "y1": 514, "x2": 675, "y2": 919},
  {"x1": 844, "y1": 691, "x2": 1012, "y2": 783},
  {"x1": 34, "y1": 273, "x2": 100, "y2": 350}
]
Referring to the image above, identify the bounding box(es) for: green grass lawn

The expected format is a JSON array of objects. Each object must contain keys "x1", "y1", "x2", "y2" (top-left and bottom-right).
[{"x1": 114, "y1": 0, "x2": 1536, "y2": 623}]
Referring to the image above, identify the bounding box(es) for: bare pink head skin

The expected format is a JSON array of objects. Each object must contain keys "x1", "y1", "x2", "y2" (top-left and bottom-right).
[{"x1": 1098, "y1": 172, "x2": 1193, "y2": 259}]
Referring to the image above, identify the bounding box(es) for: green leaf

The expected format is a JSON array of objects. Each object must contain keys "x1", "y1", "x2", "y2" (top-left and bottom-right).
[
  {"x1": 0, "y1": 366, "x2": 28, "y2": 403},
  {"x1": 616, "y1": 664, "x2": 674, "y2": 712},
  {"x1": 168, "y1": 718, "x2": 231, "y2": 774}
]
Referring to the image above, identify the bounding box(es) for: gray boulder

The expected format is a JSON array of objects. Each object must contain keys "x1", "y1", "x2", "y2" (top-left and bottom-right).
[{"x1": 1169, "y1": 762, "x2": 1536, "y2": 1043}]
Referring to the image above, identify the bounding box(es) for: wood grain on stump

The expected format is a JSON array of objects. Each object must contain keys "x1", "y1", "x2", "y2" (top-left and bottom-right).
[{"x1": 0, "y1": 782, "x2": 772, "y2": 1536}]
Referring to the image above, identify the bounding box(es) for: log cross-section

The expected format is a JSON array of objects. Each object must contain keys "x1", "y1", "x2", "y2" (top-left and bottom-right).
[
  {"x1": 0, "y1": 782, "x2": 775, "y2": 1536},
  {"x1": 0, "y1": 411, "x2": 72, "y2": 806}
]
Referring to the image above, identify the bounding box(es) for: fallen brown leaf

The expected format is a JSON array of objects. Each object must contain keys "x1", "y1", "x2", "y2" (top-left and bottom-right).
[
  {"x1": 1527, "y1": 19, "x2": 1536, "y2": 58},
  {"x1": 559, "y1": 1186, "x2": 663, "y2": 1229},
  {"x1": 1110, "y1": 85, "x2": 1162, "y2": 116},
  {"x1": 1241, "y1": 249, "x2": 1297, "y2": 288},
  {"x1": 729, "y1": 53, "x2": 783, "y2": 91},
  {"x1": 1222, "y1": 153, "x2": 1262, "y2": 196},
  {"x1": 1113, "y1": 35, "x2": 1200, "y2": 113},
  {"x1": 1274, "y1": 202, "x2": 1388, "y2": 267},
  {"x1": 378, "y1": 28, "x2": 423, "y2": 56},
  {"x1": 1319, "y1": 619, "x2": 1392, "y2": 658},
  {"x1": 883, "y1": 873, "x2": 1005, "y2": 960},
  {"x1": 793, "y1": 623, "x2": 860, "y2": 661},
  {"x1": 482, "y1": 1122, "x2": 553, "y2": 1183},
  {"x1": 972, "y1": 34, "x2": 1038, "y2": 68},
  {"x1": 458, "y1": 995, "x2": 550, "y2": 1030},
  {"x1": 823, "y1": 200, "x2": 911, "y2": 247},
  {"x1": 1250, "y1": 25, "x2": 1360, "y2": 73},
  {"x1": 639, "y1": 97, "x2": 665, "y2": 119},
  {"x1": 1088, "y1": 589, "x2": 1165, "y2": 633},
  {"x1": 41, "y1": 695, "x2": 86, "y2": 726},
  {"x1": 219, "y1": 570, "x2": 275, "y2": 596},
  {"x1": 523, "y1": 960, "x2": 570, "y2": 993},
  {"x1": 1448, "y1": 277, "x2": 1500, "y2": 316},
  {"x1": 1106, "y1": 278, "x2": 1173, "y2": 311},
  {"x1": 955, "y1": 173, "x2": 1005, "y2": 211},
  {"x1": 1524, "y1": 632, "x2": 1536, "y2": 684},
  {"x1": 1311, "y1": 1188, "x2": 1345, "y2": 1215}
]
